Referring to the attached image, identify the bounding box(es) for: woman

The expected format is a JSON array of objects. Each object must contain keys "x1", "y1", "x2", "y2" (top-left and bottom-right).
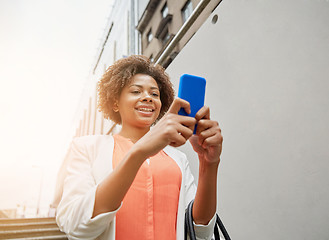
[{"x1": 56, "y1": 55, "x2": 223, "y2": 240}]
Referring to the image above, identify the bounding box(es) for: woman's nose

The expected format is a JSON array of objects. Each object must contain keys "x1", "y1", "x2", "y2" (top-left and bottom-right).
[{"x1": 141, "y1": 92, "x2": 152, "y2": 102}]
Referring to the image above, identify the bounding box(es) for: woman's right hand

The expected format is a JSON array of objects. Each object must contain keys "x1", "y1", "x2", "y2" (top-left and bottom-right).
[{"x1": 134, "y1": 98, "x2": 197, "y2": 159}]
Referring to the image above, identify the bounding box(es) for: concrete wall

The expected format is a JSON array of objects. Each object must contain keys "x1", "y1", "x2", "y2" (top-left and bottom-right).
[{"x1": 166, "y1": 0, "x2": 329, "y2": 239}]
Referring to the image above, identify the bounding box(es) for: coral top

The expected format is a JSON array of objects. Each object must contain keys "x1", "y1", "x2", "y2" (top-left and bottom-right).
[{"x1": 112, "y1": 134, "x2": 182, "y2": 240}]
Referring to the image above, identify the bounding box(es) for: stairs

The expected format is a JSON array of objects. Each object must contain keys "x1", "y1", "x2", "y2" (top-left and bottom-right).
[{"x1": 0, "y1": 217, "x2": 67, "y2": 240}]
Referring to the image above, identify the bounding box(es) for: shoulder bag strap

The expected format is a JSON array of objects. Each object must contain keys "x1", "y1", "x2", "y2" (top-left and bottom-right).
[{"x1": 185, "y1": 200, "x2": 231, "y2": 240}]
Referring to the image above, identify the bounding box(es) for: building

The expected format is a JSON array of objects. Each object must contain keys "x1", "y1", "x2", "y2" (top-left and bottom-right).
[
  {"x1": 137, "y1": 0, "x2": 221, "y2": 67},
  {"x1": 74, "y1": 0, "x2": 140, "y2": 138}
]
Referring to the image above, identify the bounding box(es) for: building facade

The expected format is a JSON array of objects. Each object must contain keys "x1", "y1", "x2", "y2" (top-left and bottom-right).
[{"x1": 137, "y1": 0, "x2": 221, "y2": 67}]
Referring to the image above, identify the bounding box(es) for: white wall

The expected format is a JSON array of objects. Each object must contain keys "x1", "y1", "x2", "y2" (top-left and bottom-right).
[
  {"x1": 75, "y1": 0, "x2": 136, "y2": 137},
  {"x1": 167, "y1": 0, "x2": 329, "y2": 239}
]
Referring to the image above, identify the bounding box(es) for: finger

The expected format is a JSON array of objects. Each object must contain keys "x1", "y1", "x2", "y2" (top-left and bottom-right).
[
  {"x1": 201, "y1": 133, "x2": 223, "y2": 149},
  {"x1": 197, "y1": 121, "x2": 221, "y2": 145},
  {"x1": 164, "y1": 113, "x2": 196, "y2": 132},
  {"x1": 169, "y1": 133, "x2": 188, "y2": 147},
  {"x1": 198, "y1": 129, "x2": 217, "y2": 147},
  {"x1": 168, "y1": 98, "x2": 191, "y2": 115},
  {"x1": 176, "y1": 123, "x2": 194, "y2": 141},
  {"x1": 195, "y1": 119, "x2": 218, "y2": 136},
  {"x1": 195, "y1": 106, "x2": 210, "y2": 121},
  {"x1": 175, "y1": 115, "x2": 197, "y2": 132},
  {"x1": 165, "y1": 115, "x2": 195, "y2": 141}
]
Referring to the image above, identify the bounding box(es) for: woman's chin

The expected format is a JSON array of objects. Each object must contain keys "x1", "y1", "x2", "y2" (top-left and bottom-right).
[
  {"x1": 136, "y1": 119, "x2": 155, "y2": 128},
  {"x1": 135, "y1": 111, "x2": 159, "y2": 125}
]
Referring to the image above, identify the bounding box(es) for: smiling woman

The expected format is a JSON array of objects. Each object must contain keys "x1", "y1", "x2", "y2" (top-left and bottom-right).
[
  {"x1": 115, "y1": 74, "x2": 162, "y2": 133},
  {"x1": 97, "y1": 55, "x2": 174, "y2": 124},
  {"x1": 56, "y1": 55, "x2": 223, "y2": 240}
]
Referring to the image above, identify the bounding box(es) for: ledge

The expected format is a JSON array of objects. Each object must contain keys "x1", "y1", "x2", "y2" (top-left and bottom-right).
[
  {"x1": 155, "y1": 14, "x2": 173, "y2": 38},
  {"x1": 136, "y1": 0, "x2": 161, "y2": 33}
]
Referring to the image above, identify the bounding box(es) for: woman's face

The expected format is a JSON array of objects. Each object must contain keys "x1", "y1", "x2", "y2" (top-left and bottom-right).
[{"x1": 116, "y1": 73, "x2": 162, "y2": 129}]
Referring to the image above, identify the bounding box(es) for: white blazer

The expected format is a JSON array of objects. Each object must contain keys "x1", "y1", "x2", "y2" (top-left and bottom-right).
[{"x1": 55, "y1": 135, "x2": 216, "y2": 240}]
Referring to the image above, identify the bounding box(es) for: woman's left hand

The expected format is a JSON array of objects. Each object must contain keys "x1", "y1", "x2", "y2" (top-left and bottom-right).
[{"x1": 189, "y1": 106, "x2": 223, "y2": 165}]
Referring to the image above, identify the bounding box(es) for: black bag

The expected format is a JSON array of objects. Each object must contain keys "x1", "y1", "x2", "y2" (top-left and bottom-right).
[{"x1": 185, "y1": 200, "x2": 231, "y2": 240}]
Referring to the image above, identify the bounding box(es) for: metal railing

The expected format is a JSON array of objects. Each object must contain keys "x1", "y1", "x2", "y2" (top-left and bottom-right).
[{"x1": 155, "y1": 0, "x2": 221, "y2": 66}]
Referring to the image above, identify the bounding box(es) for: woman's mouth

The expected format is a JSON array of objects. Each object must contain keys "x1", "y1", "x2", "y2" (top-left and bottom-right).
[
  {"x1": 136, "y1": 107, "x2": 154, "y2": 112},
  {"x1": 135, "y1": 106, "x2": 156, "y2": 118}
]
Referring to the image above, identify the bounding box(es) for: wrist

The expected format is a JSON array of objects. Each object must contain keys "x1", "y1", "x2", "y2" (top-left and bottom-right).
[
  {"x1": 198, "y1": 154, "x2": 220, "y2": 166},
  {"x1": 198, "y1": 157, "x2": 220, "y2": 176}
]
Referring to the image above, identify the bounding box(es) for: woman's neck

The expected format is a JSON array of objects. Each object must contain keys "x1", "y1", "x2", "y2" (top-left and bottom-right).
[{"x1": 118, "y1": 125, "x2": 150, "y2": 143}]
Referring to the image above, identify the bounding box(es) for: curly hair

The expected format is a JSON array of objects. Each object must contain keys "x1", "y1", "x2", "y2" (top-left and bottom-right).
[{"x1": 97, "y1": 55, "x2": 175, "y2": 124}]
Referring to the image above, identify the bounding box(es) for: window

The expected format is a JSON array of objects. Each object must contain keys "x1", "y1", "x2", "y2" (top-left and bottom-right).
[
  {"x1": 161, "y1": 3, "x2": 168, "y2": 18},
  {"x1": 160, "y1": 28, "x2": 170, "y2": 46},
  {"x1": 147, "y1": 29, "x2": 153, "y2": 44},
  {"x1": 181, "y1": 0, "x2": 193, "y2": 23}
]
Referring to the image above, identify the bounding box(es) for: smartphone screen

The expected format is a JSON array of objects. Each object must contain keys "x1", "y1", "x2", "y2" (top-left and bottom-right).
[{"x1": 178, "y1": 74, "x2": 206, "y2": 133}]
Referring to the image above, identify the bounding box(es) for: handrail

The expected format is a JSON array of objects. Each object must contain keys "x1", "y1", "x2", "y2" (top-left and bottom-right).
[{"x1": 155, "y1": 0, "x2": 214, "y2": 66}]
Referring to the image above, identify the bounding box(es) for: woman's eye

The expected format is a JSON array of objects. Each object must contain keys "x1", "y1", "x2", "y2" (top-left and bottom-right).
[
  {"x1": 152, "y1": 92, "x2": 159, "y2": 97},
  {"x1": 131, "y1": 90, "x2": 140, "y2": 94}
]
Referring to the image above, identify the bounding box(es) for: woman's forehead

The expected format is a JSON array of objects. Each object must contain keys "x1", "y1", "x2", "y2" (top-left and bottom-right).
[{"x1": 128, "y1": 74, "x2": 159, "y2": 88}]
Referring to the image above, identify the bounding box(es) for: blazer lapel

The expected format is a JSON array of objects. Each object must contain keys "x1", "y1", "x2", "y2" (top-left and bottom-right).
[{"x1": 92, "y1": 135, "x2": 115, "y2": 184}]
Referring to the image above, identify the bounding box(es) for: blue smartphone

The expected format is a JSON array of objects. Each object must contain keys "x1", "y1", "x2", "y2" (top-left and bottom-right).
[{"x1": 178, "y1": 74, "x2": 206, "y2": 133}]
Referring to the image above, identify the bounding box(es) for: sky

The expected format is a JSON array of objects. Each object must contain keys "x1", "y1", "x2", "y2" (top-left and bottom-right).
[{"x1": 0, "y1": 0, "x2": 113, "y2": 215}]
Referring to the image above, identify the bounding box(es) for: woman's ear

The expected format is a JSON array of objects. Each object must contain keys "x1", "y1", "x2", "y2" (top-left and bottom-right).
[{"x1": 113, "y1": 101, "x2": 119, "y2": 112}]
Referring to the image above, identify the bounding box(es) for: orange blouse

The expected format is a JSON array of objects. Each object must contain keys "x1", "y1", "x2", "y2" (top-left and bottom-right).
[{"x1": 112, "y1": 134, "x2": 182, "y2": 240}]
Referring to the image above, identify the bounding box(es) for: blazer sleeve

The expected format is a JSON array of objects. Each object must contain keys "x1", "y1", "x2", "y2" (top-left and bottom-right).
[
  {"x1": 182, "y1": 151, "x2": 216, "y2": 240},
  {"x1": 56, "y1": 137, "x2": 120, "y2": 240}
]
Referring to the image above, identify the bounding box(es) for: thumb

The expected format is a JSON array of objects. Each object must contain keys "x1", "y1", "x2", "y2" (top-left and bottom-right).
[{"x1": 168, "y1": 98, "x2": 191, "y2": 115}]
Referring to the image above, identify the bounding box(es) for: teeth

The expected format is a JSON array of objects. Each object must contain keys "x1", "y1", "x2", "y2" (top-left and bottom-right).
[{"x1": 138, "y1": 108, "x2": 153, "y2": 112}]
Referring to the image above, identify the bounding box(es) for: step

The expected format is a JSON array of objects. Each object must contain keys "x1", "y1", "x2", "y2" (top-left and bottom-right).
[
  {"x1": 0, "y1": 222, "x2": 58, "y2": 231},
  {"x1": 0, "y1": 218, "x2": 56, "y2": 225},
  {"x1": 0, "y1": 228, "x2": 65, "y2": 239},
  {"x1": 6, "y1": 236, "x2": 68, "y2": 240}
]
